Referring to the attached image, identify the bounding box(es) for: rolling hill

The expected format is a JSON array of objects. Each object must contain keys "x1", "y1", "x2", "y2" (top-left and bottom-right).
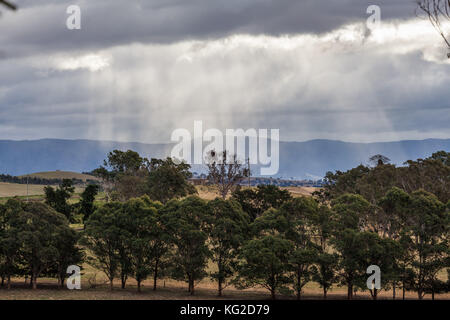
[
  {"x1": 0, "y1": 138, "x2": 449, "y2": 179},
  {"x1": 19, "y1": 171, "x2": 100, "y2": 181}
]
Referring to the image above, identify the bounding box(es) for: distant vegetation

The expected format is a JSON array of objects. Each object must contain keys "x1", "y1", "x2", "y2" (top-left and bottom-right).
[
  {"x1": 0, "y1": 171, "x2": 99, "y2": 187},
  {"x1": 0, "y1": 174, "x2": 70, "y2": 186}
]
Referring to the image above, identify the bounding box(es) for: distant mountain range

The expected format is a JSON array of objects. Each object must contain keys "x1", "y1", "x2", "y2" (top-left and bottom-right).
[{"x1": 0, "y1": 138, "x2": 449, "y2": 179}]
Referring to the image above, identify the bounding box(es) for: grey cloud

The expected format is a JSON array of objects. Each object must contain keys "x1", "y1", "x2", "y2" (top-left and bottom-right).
[
  {"x1": 1, "y1": 29, "x2": 449, "y2": 143},
  {"x1": 2, "y1": 0, "x2": 419, "y2": 57}
]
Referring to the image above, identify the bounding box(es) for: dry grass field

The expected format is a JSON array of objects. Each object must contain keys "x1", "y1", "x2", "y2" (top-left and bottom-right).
[
  {"x1": 1, "y1": 274, "x2": 448, "y2": 300},
  {"x1": 1, "y1": 244, "x2": 448, "y2": 300},
  {"x1": 1, "y1": 179, "x2": 316, "y2": 203},
  {"x1": 0, "y1": 171, "x2": 94, "y2": 200},
  {"x1": 0, "y1": 183, "x2": 316, "y2": 204},
  {"x1": 0, "y1": 182, "x2": 47, "y2": 198},
  {"x1": 20, "y1": 171, "x2": 100, "y2": 181},
  {"x1": 1, "y1": 170, "x2": 317, "y2": 202},
  {"x1": 281, "y1": 186, "x2": 318, "y2": 197},
  {"x1": 0, "y1": 182, "x2": 84, "y2": 201}
]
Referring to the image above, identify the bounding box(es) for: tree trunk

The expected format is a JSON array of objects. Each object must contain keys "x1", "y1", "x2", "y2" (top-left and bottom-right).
[
  {"x1": 323, "y1": 288, "x2": 327, "y2": 299},
  {"x1": 110, "y1": 279, "x2": 114, "y2": 291},
  {"x1": 418, "y1": 289, "x2": 423, "y2": 300},
  {"x1": 296, "y1": 272, "x2": 302, "y2": 300},
  {"x1": 402, "y1": 282, "x2": 405, "y2": 300},
  {"x1": 270, "y1": 288, "x2": 276, "y2": 300},
  {"x1": 1, "y1": 275, "x2": 4, "y2": 287},
  {"x1": 153, "y1": 261, "x2": 159, "y2": 291},
  {"x1": 32, "y1": 275, "x2": 37, "y2": 290},
  {"x1": 347, "y1": 284, "x2": 353, "y2": 300},
  {"x1": 189, "y1": 278, "x2": 195, "y2": 295},
  {"x1": 218, "y1": 278, "x2": 223, "y2": 297},
  {"x1": 121, "y1": 274, "x2": 127, "y2": 289},
  {"x1": 137, "y1": 279, "x2": 142, "y2": 293},
  {"x1": 59, "y1": 274, "x2": 65, "y2": 288},
  {"x1": 393, "y1": 283, "x2": 396, "y2": 300},
  {"x1": 7, "y1": 275, "x2": 11, "y2": 290}
]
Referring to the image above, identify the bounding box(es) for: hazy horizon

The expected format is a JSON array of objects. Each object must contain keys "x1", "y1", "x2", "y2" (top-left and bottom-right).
[{"x1": 1, "y1": 136, "x2": 450, "y2": 146}]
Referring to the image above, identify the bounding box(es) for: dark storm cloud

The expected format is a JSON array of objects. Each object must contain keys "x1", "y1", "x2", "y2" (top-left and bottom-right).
[{"x1": 2, "y1": 0, "x2": 418, "y2": 56}]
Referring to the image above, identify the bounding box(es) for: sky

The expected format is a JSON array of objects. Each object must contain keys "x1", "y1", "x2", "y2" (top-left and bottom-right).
[{"x1": 0, "y1": 0, "x2": 449, "y2": 144}]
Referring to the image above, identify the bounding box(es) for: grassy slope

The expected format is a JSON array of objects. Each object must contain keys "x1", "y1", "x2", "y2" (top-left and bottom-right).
[
  {"x1": 0, "y1": 182, "x2": 317, "y2": 202},
  {"x1": 0, "y1": 182, "x2": 84, "y2": 200},
  {"x1": 0, "y1": 182, "x2": 46, "y2": 198},
  {"x1": 0, "y1": 170, "x2": 96, "y2": 200},
  {"x1": 19, "y1": 171, "x2": 99, "y2": 181}
]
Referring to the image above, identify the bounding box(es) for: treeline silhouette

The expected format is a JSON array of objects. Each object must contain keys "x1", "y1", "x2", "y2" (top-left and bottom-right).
[{"x1": 0, "y1": 174, "x2": 98, "y2": 186}]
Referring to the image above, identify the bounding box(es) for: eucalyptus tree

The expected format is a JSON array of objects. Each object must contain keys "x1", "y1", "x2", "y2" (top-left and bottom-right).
[
  {"x1": 160, "y1": 196, "x2": 211, "y2": 295},
  {"x1": 251, "y1": 197, "x2": 320, "y2": 299},
  {"x1": 0, "y1": 200, "x2": 23, "y2": 289},
  {"x1": 53, "y1": 226, "x2": 84, "y2": 288},
  {"x1": 236, "y1": 234, "x2": 293, "y2": 300},
  {"x1": 140, "y1": 196, "x2": 168, "y2": 291},
  {"x1": 79, "y1": 184, "x2": 100, "y2": 225},
  {"x1": 120, "y1": 198, "x2": 159, "y2": 292},
  {"x1": 403, "y1": 190, "x2": 449, "y2": 299},
  {"x1": 310, "y1": 204, "x2": 338, "y2": 299},
  {"x1": 15, "y1": 201, "x2": 78, "y2": 290},
  {"x1": 379, "y1": 187, "x2": 414, "y2": 299},
  {"x1": 145, "y1": 158, "x2": 197, "y2": 204},
  {"x1": 82, "y1": 202, "x2": 124, "y2": 290},
  {"x1": 331, "y1": 194, "x2": 371, "y2": 299},
  {"x1": 44, "y1": 179, "x2": 75, "y2": 220},
  {"x1": 280, "y1": 197, "x2": 320, "y2": 299},
  {"x1": 206, "y1": 198, "x2": 250, "y2": 296},
  {"x1": 232, "y1": 184, "x2": 292, "y2": 221}
]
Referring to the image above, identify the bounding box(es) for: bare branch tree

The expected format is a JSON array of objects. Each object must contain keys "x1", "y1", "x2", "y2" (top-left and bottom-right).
[
  {"x1": 206, "y1": 150, "x2": 250, "y2": 199},
  {"x1": 369, "y1": 154, "x2": 391, "y2": 167},
  {"x1": 417, "y1": 0, "x2": 450, "y2": 50},
  {"x1": 0, "y1": 0, "x2": 17, "y2": 11}
]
